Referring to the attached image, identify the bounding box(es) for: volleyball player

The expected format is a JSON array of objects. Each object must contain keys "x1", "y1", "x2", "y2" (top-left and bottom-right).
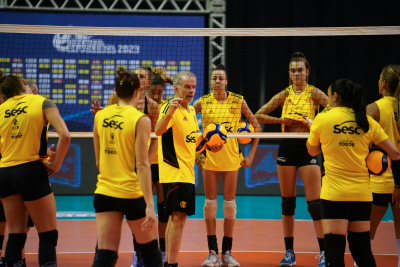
[
  {"x1": 0, "y1": 72, "x2": 70, "y2": 266},
  {"x1": 92, "y1": 68, "x2": 162, "y2": 267},
  {"x1": 255, "y1": 52, "x2": 328, "y2": 266},
  {"x1": 306, "y1": 78, "x2": 400, "y2": 266},
  {"x1": 192, "y1": 64, "x2": 261, "y2": 267},
  {"x1": 155, "y1": 71, "x2": 223, "y2": 267},
  {"x1": 365, "y1": 65, "x2": 400, "y2": 267}
]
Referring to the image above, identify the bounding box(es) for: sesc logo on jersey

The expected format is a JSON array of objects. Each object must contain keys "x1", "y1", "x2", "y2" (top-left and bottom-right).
[
  {"x1": 333, "y1": 121, "x2": 361, "y2": 135},
  {"x1": 5, "y1": 102, "x2": 28, "y2": 118},
  {"x1": 185, "y1": 131, "x2": 197, "y2": 143},
  {"x1": 103, "y1": 115, "x2": 124, "y2": 130}
]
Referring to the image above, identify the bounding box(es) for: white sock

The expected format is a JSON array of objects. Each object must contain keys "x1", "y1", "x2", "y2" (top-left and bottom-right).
[
  {"x1": 370, "y1": 239, "x2": 373, "y2": 245},
  {"x1": 397, "y1": 239, "x2": 400, "y2": 267}
]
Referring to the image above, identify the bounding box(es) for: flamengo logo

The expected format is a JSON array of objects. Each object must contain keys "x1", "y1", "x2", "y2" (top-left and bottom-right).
[{"x1": 52, "y1": 34, "x2": 140, "y2": 54}]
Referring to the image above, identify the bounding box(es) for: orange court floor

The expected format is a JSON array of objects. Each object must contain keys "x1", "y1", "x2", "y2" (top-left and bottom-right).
[{"x1": 22, "y1": 219, "x2": 397, "y2": 266}]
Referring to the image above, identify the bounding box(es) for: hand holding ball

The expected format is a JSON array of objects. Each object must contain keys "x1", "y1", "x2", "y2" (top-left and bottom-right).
[
  {"x1": 236, "y1": 122, "x2": 254, "y2": 144},
  {"x1": 195, "y1": 131, "x2": 207, "y2": 154},
  {"x1": 366, "y1": 150, "x2": 391, "y2": 175}
]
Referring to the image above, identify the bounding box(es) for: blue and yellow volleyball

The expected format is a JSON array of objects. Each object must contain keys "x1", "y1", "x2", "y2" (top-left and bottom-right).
[
  {"x1": 236, "y1": 122, "x2": 254, "y2": 144},
  {"x1": 204, "y1": 123, "x2": 227, "y2": 146},
  {"x1": 195, "y1": 131, "x2": 207, "y2": 154},
  {"x1": 366, "y1": 150, "x2": 391, "y2": 175}
]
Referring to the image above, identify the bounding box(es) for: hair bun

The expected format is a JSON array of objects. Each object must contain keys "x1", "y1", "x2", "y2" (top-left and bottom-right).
[
  {"x1": 116, "y1": 67, "x2": 128, "y2": 80},
  {"x1": 0, "y1": 70, "x2": 5, "y2": 84},
  {"x1": 215, "y1": 64, "x2": 225, "y2": 71},
  {"x1": 291, "y1": 52, "x2": 306, "y2": 60}
]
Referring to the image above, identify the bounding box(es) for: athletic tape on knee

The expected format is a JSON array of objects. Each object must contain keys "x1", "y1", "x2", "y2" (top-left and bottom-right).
[
  {"x1": 223, "y1": 200, "x2": 236, "y2": 220},
  {"x1": 38, "y1": 229, "x2": 58, "y2": 247},
  {"x1": 157, "y1": 202, "x2": 169, "y2": 223},
  {"x1": 307, "y1": 199, "x2": 322, "y2": 221},
  {"x1": 281, "y1": 197, "x2": 296, "y2": 216},
  {"x1": 203, "y1": 199, "x2": 217, "y2": 219}
]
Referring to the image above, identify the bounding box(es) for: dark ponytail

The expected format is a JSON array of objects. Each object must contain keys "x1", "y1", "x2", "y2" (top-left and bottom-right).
[
  {"x1": 115, "y1": 67, "x2": 140, "y2": 99},
  {"x1": 0, "y1": 70, "x2": 25, "y2": 100},
  {"x1": 330, "y1": 79, "x2": 369, "y2": 133}
]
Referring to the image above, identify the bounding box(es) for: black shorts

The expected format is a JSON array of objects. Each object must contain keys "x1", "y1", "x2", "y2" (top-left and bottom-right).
[
  {"x1": 372, "y1": 193, "x2": 392, "y2": 207},
  {"x1": 93, "y1": 194, "x2": 146, "y2": 221},
  {"x1": 321, "y1": 199, "x2": 372, "y2": 221},
  {"x1": 151, "y1": 164, "x2": 159, "y2": 183},
  {"x1": 277, "y1": 138, "x2": 319, "y2": 167},
  {"x1": 162, "y1": 182, "x2": 195, "y2": 216},
  {"x1": 0, "y1": 161, "x2": 52, "y2": 201}
]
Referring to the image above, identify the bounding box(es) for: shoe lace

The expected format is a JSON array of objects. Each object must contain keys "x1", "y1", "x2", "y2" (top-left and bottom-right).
[
  {"x1": 225, "y1": 253, "x2": 237, "y2": 263},
  {"x1": 280, "y1": 252, "x2": 293, "y2": 261},
  {"x1": 206, "y1": 253, "x2": 216, "y2": 261},
  {"x1": 315, "y1": 253, "x2": 325, "y2": 262}
]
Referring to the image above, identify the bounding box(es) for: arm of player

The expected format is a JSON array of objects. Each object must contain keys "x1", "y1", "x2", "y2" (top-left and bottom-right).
[
  {"x1": 255, "y1": 90, "x2": 289, "y2": 124},
  {"x1": 306, "y1": 140, "x2": 321, "y2": 156},
  {"x1": 155, "y1": 98, "x2": 182, "y2": 136},
  {"x1": 147, "y1": 101, "x2": 159, "y2": 164},
  {"x1": 193, "y1": 98, "x2": 201, "y2": 115},
  {"x1": 241, "y1": 99, "x2": 260, "y2": 168},
  {"x1": 136, "y1": 116, "x2": 157, "y2": 231},
  {"x1": 93, "y1": 116, "x2": 100, "y2": 170},
  {"x1": 41, "y1": 99, "x2": 71, "y2": 175},
  {"x1": 312, "y1": 87, "x2": 329, "y2": 108},
  {"x1": 366, "y1": 102, "x2": 380, "y2": 122}
]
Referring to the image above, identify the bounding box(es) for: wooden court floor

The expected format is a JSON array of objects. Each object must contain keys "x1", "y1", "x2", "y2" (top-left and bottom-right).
[{"x1": 22, "y1": 219, "x2": 397, "y2": 266}]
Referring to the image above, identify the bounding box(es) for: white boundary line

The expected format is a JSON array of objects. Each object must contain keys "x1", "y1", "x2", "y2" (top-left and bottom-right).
[{"x1": 24, "y1": 251, "x2": 397, "y2": 256}]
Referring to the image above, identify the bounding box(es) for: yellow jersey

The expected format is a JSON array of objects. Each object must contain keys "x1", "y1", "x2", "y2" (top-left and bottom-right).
[
  {"x1": 158, "y1": 102, "x2": 199, "y2": 184},
  {"x1": 308, "y1": 107, "x2": 388, "y2": 201},
  {"x1": 200, "y1": 92, "x2": 243, "y2": 171},
  {"x1": 0, "y1": 94, "x2": 48, "y2": 167},
  {"x1": 370, "y1": 96, "x2": 400, "y2": 193},
  {"x1": 94, "y1": 104, "x2": 146, "y2": 199},
  {"x1": 281, "y1": 84, "x2": 318, "y2": 132},
  {"x1": 151, "y1": 99, "x2": 168, "y2": 165}
]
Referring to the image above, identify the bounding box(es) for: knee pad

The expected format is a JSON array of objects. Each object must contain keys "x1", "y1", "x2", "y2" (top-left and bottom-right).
[
  {"x1": 7, "y1": 233, "x2": 27, "y2": 250},
  {"x1": 139, "y1": 240, "x2": 162, "y2": 267},
  {"x1": 203, "y1": 199, "x2": 217, "y2": 219},
  {"x1": 93, "y1": 249, "x2": 118, "y2": 267},
  {"x1": 324, "y1": 233, "x2": 346, "y2": 267},
  {"x1": 348, "y1": 231, "x2": 376, "y2": 266},
  {"x1": 38, "y1": 229, "x2": 58, "y2": 247},
  {"x1": 223, "y1": 200, "x2": 236, "y2": 220},
  {"x1": 157, "y1": 202, "x2": 169, "y2": 223},
  {"x1": 136, "y1": 239, "x2": 159, "y2": 253},
  {"x1": 307, "y1": 199, "x2": 322, "y2": 221},
  {"x1": 281, "y1": 197, "x2": 296, "y2": 216}
]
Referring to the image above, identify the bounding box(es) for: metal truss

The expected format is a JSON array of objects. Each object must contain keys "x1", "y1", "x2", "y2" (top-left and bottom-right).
[
  {"x1": 0, "y1": 0, "x2": 209, "y2": 13},
  {"x1": 209, "y1": 0, "x2": 225, "y2": 72}
]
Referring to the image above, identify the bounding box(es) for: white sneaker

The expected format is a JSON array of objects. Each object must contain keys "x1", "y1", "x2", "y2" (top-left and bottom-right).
[
  {"x1": 220, "y1": 251, "x2": 240, "y2": 267},
  {"x1": 202, "y1": 250, "x2": 220, "y2": 267}
]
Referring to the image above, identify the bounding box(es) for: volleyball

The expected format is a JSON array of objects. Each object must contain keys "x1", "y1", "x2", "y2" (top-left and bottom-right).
[
  {"x1": 366, "y1": 150, "x2": 392, "y2": 175},
  {"x1": 195, "y1": 131, "x2": 207, "y2": 154},
  {"x1": 236, "y1": 122, "x2": 254, "y2": 144},
  {"x1": 203, "y1": 123, "x2": 227, "y2": 146}
]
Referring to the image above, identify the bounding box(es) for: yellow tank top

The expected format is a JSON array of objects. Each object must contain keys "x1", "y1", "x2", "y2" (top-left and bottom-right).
[
  {"x1": 0, "y1": 94, "x2": 47, "y2": 167},
  {"x1": 94, "y1": 104, "x2": 146, "y2": 199},
  {"x1": 151, "y1": 99, "x2": 168, "y2": 165},
  {"x1": 281, "y1": 84, "x2": 318, "y2": 132},
  {"x1": 200, "y1": 92, "x2": 243, "y2": 171},
  {"x1": 371, "y1": 96, "x2": 400, "y2": 193}
]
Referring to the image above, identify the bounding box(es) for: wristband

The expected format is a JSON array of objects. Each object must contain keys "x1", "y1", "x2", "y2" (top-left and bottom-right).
[{"x1": 391, "y1": 158, "x2": 400, "y2": 186}]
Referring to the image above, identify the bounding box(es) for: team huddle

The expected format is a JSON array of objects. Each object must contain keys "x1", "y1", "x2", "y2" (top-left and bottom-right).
[{"x1": 0, "y1": 52, "x2": 398, "y2": 267}]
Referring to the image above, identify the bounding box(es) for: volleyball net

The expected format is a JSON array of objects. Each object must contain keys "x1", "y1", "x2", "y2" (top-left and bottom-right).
[{"x1": 1, "y1": 24, "x2": 400, "y2": 138}]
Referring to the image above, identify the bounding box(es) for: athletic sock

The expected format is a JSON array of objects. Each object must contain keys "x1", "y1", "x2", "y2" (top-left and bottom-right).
[
  {"x1": 397, "y1": 239, "x2": 400, "y2": 267},
  {"x1": 164, "y1": 262, "x2": 168, "y2": 267},
  {"x1": 284, "y1": 237, "x2": 294, "y2": 251},
  {"x1": 159, "y1": 237, "x2": 166, "y2": 252},
  {"x1": 6, "y1": 233, "x2": 27, "y2": 266},
  {"x1": 132, "y1": 234, "x2": 141, "y2": 261},
  {"x1": 92, "y1": 249, "x2": 118, "y2": 267},
  {"x1": 38, "y1": 230, "x2": 58, "y2": 267},
  {"x1": 0, "y1": 235, "x2": 4, "y2": 250},
  {"x1": 207, "y1": 235, "x2": 218, "y2": 253},
  {"x1": 168, "y1": 264, "x2": 178, "y2": 267},
  {"x1": 317, "y1": 237, "x2": 324, "y2": 251},
  {"x1": 222, "y1": 236, "x2": 233, "y2": 254}
]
